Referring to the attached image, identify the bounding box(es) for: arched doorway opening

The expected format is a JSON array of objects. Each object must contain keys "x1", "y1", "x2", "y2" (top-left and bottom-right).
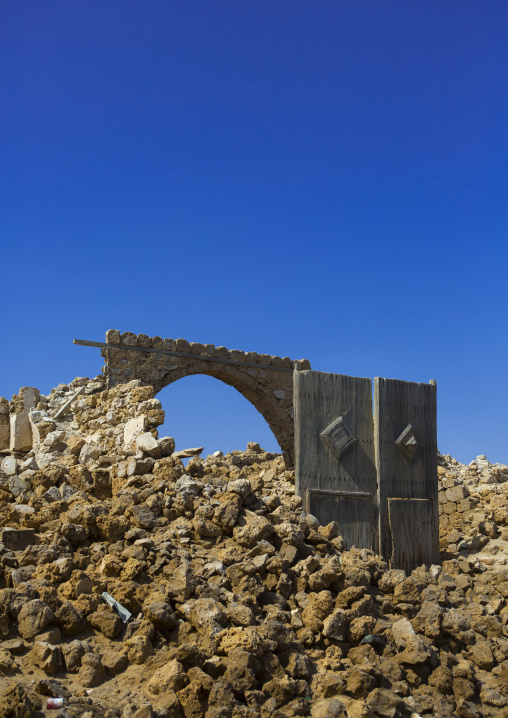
[{"x1": 156, "y1": 374, "x2": 282, "y2": 459}]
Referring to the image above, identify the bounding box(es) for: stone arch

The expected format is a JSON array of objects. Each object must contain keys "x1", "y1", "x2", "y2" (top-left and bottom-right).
[
  {"x1": 99, "y1": 331, "x2": 311, "y2": 467},
  {"x1": 154, "y1": 359, "x2": 294, "y2": 463}
]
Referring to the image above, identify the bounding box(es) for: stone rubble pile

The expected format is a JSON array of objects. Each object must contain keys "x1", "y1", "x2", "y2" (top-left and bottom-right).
[
  {"x1": 0, "y1": 376, "x2": 507, "y2": 718},
  {"x1": 438, "y1": 454, "x2": 508, "y2": 566}
]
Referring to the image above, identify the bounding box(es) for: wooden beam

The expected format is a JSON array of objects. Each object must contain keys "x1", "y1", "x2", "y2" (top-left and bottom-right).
[
  {"x1": 52, "y1": 386, "x2": 86, "y2": 420},
  {"x1": 73, "y1": 339, "x2": 294, "y2": 373}
]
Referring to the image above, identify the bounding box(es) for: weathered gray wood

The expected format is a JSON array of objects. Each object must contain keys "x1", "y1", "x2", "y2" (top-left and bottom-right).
[
  {"x1": 307, "y1": 489, "x2": 372, "y2": 499},
  {"x1": 309, "y1": 494, "x2": 378, "y2": 551},
  {"x1": 73, "y1": 339, "x2": 294, "y2": 372},
  {"x1": 388, "y1": 498, "x2": 436, "y2": 574},
  {"x1": 294, "y1": 370, "x2": 378, "y2": 551},
  {"x1": 374, "y1": 378, "x2": 438, "y2": 567},
  {"x1": 53, "y1": 386, "x2": 85, "y2": 420}
]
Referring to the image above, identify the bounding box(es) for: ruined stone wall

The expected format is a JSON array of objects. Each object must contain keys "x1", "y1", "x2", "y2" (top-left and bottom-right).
[
  {"x1": 438, "y1": 453, "x2": 508, "y2": 561},
  {"x1": 100, "y1": 330, "x2": 311, "y2": 467},
  {"x1": 0, "y1": 377, "x2": 167, "y2": 497}
]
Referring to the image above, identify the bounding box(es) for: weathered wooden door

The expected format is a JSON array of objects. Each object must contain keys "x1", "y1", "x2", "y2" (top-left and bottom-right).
[
  {"x1": 374, "y1": 378, "x2": 439, "y2": 572},
  {"x1": 294, "y1": 370, "x2": 378, "y2": 552}
]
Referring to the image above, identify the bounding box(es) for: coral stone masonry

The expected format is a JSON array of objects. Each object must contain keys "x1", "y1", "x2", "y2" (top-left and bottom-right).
[
  {"x1": 78, "y1": 330, "x2": 312, "y2": 468},
  {"x1": 0, "y1": 361, "x2": 508, "y2": 717}
]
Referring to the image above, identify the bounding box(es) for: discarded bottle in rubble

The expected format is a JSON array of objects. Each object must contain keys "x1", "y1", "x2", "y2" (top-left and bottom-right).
[{"x1": 46, "y1": 698, "x2": 65, "y2": 709}]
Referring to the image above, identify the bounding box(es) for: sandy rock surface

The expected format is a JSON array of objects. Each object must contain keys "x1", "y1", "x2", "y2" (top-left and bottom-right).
[{"x1": 0, "y1": 375, "x2": 507, "y2": 717}]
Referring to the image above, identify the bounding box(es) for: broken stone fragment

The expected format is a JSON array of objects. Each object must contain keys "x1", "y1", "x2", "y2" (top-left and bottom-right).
[
  {"x1": 125, "y1": 635, "x2": 153, "y2": 664},
  {"x1": 225, "y1": 602, "x2": 255, "y2": 627},
  {"x1": 79, "y1": 442, "x2": 103, "y2": 465},
  {"x1": 213, "y1": 491, "x2": 242, "y2": 531},
  {"x1": 467, "y1": 638, "x2": 495, "y2": 670},
  {"x1": 77, "y1": 652, "x2": 105, "y2": 687},
  {"x1": 227, "y1": 478, "x2": 252, "y2": 498},
  {"x1": 62, "y1": 639, "x2": 89, "y2": 672},
  {"x1": 66, "y1": 435, "x2": 86, "y2": 456},
  {"x1": 102, "y1": 649, "x2": 128, "y2": 674},
  {"x1": 130, "y1": 503, "x2": 156, "y2": 529},
  {"x1": 1, "y1": 456, "x2": 18, "y2": 476},
  {"x1": 322, "y1": 609, "x2": 348, "y2": 641},
  {"x1": 29, "y1": 410, "x2": 56, "y2": 447},
  {"x1": 174, "y1": 447, "x2": 204, "y2": 459},
  {"x1": 147, "y1": 659, "x2": 189, "y2": 694},
  {"x1": 29, "y1": 641, "x2": 63, "y2": 675},
  {"x1": 157, "y1": 435, "x2": 175, "y2": 456},
  {"x1": 124, "y1": 416, "x2": 147, "y2": 450},
  {"x1": 391, "y1": 617, "x2": 416, "y2": 648},
  {"x1": 182, "y1": 598, "x2": 227, "y2": 637},
  {"x1": 136, "y1": 431, "x2": 161, "y2": 457},
  {"x1": 377, "y1": 569, "x2": 406, "y2": 594},
  {"x1": 144, "y1": 602, "x2": 179, "y2": 631},
  {"x1": 17, "y1": 600, "x2": 55, "y2": 640},
  {"x1": 54, "y1": 601, "x2": 87, "y2": 636},
  {"x1": 61, "y1": 523, "x2": 89, "y2": 544},
  {"x1": 233, "y1": 512, "x2": 274, "y2": 547},
  {"x1": 88, "y1": 609, "x2": 122, "y2": 638},
  {"x1": 310, "y1": 698, "x2": 346, "y2": 718},
  {"x1": 0, "y1": 527, "x2": 36, "y2": 551}
]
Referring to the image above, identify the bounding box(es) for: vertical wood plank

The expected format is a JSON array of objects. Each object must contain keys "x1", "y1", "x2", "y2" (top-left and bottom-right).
[
  {"x1": 374, "y1": 377, "x2": 438, "y2": 568},
  {"x1": 389, "y1": 498, "x2": 435, "y2": 574},
  {"x1": 294, "y1": 370, "x2": 378, "y2": 551}
]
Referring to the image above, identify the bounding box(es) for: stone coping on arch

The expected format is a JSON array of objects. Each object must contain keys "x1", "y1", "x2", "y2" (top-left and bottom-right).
[{"x1": 99, "y1": 329, "x2": 311, "y2": 371}]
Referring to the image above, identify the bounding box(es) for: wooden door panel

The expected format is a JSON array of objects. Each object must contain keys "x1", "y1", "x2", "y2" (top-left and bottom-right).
[
  {"x1": 374, "y1": 378, "x2": 439, "y2": 569},
  {"x1": 307, "y1": 491, "x2": 378, "y2": 551},
  {"x1": 294, "y1": 370, "x2": 378, "y2": 552},
  {"x1": 389, "y1": 498, "x2": 436, "y2": 575}
]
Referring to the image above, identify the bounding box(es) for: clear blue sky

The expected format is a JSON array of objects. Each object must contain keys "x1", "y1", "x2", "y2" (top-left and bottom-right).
[{"x1": 1, "y1": 2, "x2": 507, "y2": 464}]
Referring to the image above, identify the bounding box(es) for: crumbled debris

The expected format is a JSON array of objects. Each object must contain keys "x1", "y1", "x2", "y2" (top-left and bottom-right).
[{"x1": 0, "y1": 375, "x2": 507, "y2": 717}]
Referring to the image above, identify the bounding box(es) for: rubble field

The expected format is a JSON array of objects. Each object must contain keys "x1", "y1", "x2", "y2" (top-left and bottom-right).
[{"x1": 0, "y1": 376, "x2": 508, "y2": 718}]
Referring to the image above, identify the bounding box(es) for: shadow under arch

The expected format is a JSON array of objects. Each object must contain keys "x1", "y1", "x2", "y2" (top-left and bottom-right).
[{"x1": 153, "y1": 359, "x2": 294, "y2": 466}]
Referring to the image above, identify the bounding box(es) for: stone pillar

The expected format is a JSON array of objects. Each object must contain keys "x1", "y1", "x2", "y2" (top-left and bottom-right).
[
  {"x1": 9, "y1": 387, "x2": 40, "y2": 452},
  {"x1": 0, "y1": 398, "x2": 9, "y2": 450}
]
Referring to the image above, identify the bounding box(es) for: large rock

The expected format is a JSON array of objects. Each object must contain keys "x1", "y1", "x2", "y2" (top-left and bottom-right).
[
  {"x1": 88, "y1": 609, "x2": 122, "y2": 638},
  {"x1": 54, "y1": 601, "x2": 87, "y2": 636},
  {"x1": 0, "y1": 683, "x2": 40, "y2": 718},
  {"x1": 29, "y1": 641, "x2": 62, "y2": 675},
  {"x1": 147, "y1": 659, "x2": 189, "y2": 694},
  {"x1": 1, "y1": 456, "x2": 17, "y2": 476},
  {"x1": 17, "y1": 600, "x2": 55, "y2": 640},
  {"x1": 77, "y1": 652, "x2": 104, "y2": 687},
  {"x1": 125, "y1": 635, "x2": 153, "y2": 665},
  {"x1": 182, "y1": 598, "x2": 226, "y2": 637},
  {"x1": 233, "y1": 512, "x2": 274, "y2": 547},
  {"x1": 136, "y1": 432, "x2": 160, "y2": 457},
  {"x1": 124, "y1": 416, "x2": 147, "y2": 450},
  {"x1": 9, "y1": 413, "x2": 32, "y2": 452},
  {"x1": 144, "y1": 602, "x2": 178, "y2": 631}
]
